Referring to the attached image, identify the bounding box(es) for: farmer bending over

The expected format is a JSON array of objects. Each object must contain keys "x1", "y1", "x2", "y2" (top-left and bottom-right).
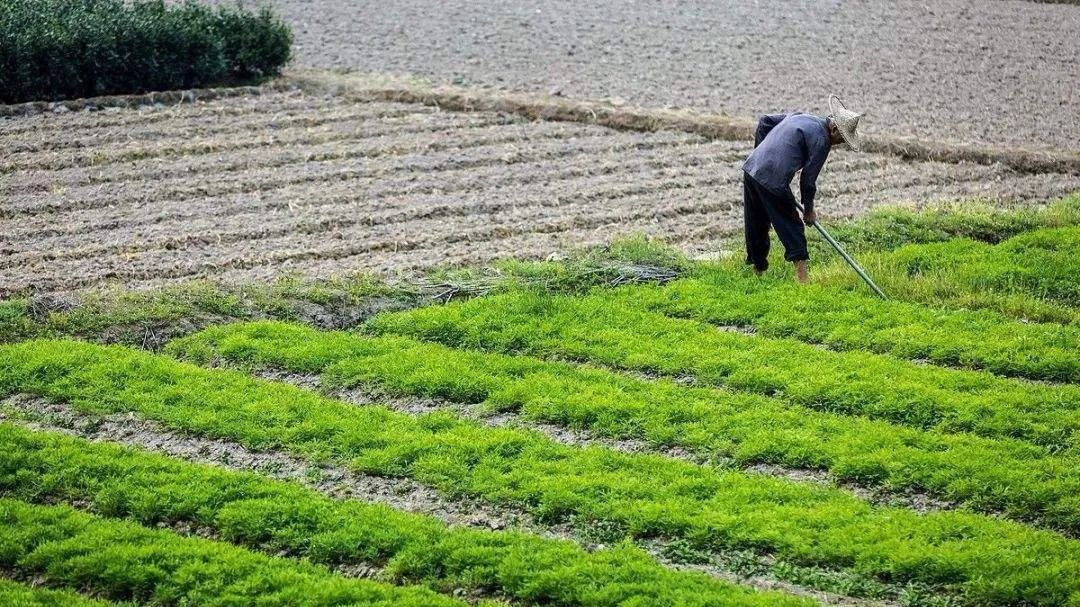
[{"x1": 742, "y1": 95, "x2": 863, "y2": 282}]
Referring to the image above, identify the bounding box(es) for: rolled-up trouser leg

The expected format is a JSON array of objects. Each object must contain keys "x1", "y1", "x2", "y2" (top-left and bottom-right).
[
  {"x1": 743, "y1": 173, "x2": 771, "y2": 271},
  {"x1": 759, "y1": 184, "x2": 808, "y2": 262}
]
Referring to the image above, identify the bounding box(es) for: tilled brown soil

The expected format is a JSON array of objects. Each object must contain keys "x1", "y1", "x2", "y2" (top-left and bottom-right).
[
  {"x1": 236, "y1": 0, "x2": 1080, "y2": 150},
  {"x1": 3, "y1": 88, "x2": 1078, "y2": 295}
]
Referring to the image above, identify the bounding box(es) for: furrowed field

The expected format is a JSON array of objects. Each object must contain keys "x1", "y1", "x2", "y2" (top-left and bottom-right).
[
  {"x1": 2, "y1": 194, "x2": 1080, "y2": 606},
  {"x1": 3, "y1": 78, "x2": 1078, "y2": 295}
]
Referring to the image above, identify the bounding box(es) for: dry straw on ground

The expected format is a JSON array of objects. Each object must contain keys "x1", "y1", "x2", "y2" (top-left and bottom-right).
[{"x1": 0, "y1": 81, "x2": 298, "y2": 118}]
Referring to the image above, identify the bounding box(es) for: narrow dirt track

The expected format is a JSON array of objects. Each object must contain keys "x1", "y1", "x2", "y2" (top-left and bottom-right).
[{"x1": 3, "y1": 89, "x2": 1078, "y2": 295}]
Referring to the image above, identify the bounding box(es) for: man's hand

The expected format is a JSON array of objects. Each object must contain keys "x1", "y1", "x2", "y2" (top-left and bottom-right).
[{"x1": 803, "y1": 209, "x2": 817, "y2": 225}]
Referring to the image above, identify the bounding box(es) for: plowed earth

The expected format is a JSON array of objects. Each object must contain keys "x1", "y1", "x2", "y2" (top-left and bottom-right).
[
  {"x1": 253, "y1": 0, "x2": 1080, "y2": 150},
  {"x1": 4, "y1": 88, "x2": 1078, "y2": 295}
]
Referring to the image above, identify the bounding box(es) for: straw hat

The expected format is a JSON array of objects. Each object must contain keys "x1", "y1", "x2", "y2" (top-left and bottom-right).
[{"x1": 828, "y1": 94, "x2": 864, "y2": 151}]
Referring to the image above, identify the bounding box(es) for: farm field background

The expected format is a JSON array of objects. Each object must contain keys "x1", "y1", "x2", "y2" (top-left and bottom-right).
[{"x1": 3, "y1": 0, "x2": 1080, "y2": 605}]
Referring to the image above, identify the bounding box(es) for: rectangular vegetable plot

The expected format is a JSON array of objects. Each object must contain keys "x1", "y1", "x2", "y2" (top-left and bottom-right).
[{"x1": 1, "y1": 339, "x2": 1078, "y2": 606}]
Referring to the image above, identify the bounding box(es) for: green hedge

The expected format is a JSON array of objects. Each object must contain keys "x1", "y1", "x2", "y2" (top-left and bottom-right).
[{"x1": 0, "y1": 0, "x2": 291, "y2": 104}]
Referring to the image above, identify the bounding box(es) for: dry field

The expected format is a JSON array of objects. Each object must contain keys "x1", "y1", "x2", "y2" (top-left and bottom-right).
[
  {"x1": 263, "y1": 0, "x2": 1080, "y2": 150},
  {"x1": 3, "y1": 86, "x2": 1078, "y2": 295}
]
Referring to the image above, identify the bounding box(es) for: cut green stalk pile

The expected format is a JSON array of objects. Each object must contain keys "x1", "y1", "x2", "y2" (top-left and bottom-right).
[
  {"x1": 174, "y1": 321, "x2": 1080, "y2": 530},
  {"x1": 619, "y1": 272, "x2": 1080, "y2": 383},
  {"x1": 369, "y1": 291, "x2": 1080, "y2": 452},
  {"x1": 1, "y1": 340, "x2": 1078, "y2": 606},
  {"x1": 0, "y1": 423, "x2": 810, "y2": 607},
  {"x1": 0, "y1": 498, "x2": 469, "y2": 607}
]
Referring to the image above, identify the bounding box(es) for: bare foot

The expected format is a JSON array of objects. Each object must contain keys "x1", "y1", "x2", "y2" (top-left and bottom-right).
[{"x1": 794, "y1": 260, "x2": 808, "y2": 283}]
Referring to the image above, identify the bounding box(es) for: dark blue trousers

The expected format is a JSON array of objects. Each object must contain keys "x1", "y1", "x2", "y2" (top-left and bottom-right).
[{"x1": 743, "y1": 171, "x2": 808, "y2": 271}]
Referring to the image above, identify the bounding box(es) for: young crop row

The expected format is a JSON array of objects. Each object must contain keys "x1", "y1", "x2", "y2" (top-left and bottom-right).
[
  {"x1": 174, "y1": 321, "x2": 1079, "y2": 531},
  {"x1": 0, "y1": 423, "x2": 810, "y2": 607},
  {"x1": 0, "y1": 498, "x2": 470, "y2": 607},
  {"x1": 809, "y1": 195, "x2": 1080, "y2": 324},
  {"x1": 879, "y1": 226, "x2": 1080, "y2": 306},
  {"x1": 8, "y1": 103, "x2": 424, "y2": 158},
  {"x1": 620, "y1": 270, "x2": 1080, "y2": 383},
  {"x1": 19, "y1": 120, "x2": 672, "y2": 195},
  {"x1": 2, "y1": 186, "x2": 727, "y2": 293},
  {"x1": 13, "y1": 133, "x2": 705, "y2": 240},
  {"x1": 369, "y1": 290, "x2": 1080, "y2": 452},
  {"x1": 0, "y1": 88, "x2": 338, "y2": 136},
  {"x1": 4, "y1": 120, "x2": 609, "y2": 218},
  {"x1": 4, "y1": 158, "x2": 734, "y2": 273},
  {"x1": 815, "y1": 195, "x2": 1080, "y2": 252},
  {"x1": 0, "y1": 339, "x2": 1077, "y2": 605},
  {"x1": 0, "y1": 578, "x2": 126, "y2": 607},
  {"x1": 4, "y1": 111, "x2": 507, "y2": 173}
]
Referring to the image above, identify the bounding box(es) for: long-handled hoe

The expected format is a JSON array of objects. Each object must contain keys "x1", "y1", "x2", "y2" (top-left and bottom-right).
[{"x1": 796, "y1": 201, "x2": 887, "y2": 299}]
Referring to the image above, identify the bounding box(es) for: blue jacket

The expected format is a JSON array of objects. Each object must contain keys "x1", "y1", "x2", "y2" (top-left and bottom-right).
[{"x1": 742, "y1": 113, "x2": 831, "y2": 212}]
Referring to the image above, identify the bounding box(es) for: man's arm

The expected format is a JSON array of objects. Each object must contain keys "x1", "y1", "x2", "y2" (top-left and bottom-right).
[
  {"x1": 799, "y1": 136, "x2": 830, "y2": 217},
  {"x1": 754, "y1": 113, "x2": 788, "y2": 147}
]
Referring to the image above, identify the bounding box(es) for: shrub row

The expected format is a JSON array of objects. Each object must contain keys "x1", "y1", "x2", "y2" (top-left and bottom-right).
[
  {"x1": 0, "y1": 423, "x2": 809, "y2": 607},
  {"x1": 0, "y1": 339, "x2": 1077, "y2": 605},
  {"x1": 369, "y1": 290, "x2": 1080, "y2": 453},
  {"x1": 0, "y1": 499, "x2": 468, "y2": 607},
  {"x1": 623, "y1": 271, "x2": 1080, "y2": 383},
  {"x1": 173, "y1": 320, "x2": 1080, "y2": 531},
  {"x1": 0, "y1": 0, "x2": 291, "y2": 104}
]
